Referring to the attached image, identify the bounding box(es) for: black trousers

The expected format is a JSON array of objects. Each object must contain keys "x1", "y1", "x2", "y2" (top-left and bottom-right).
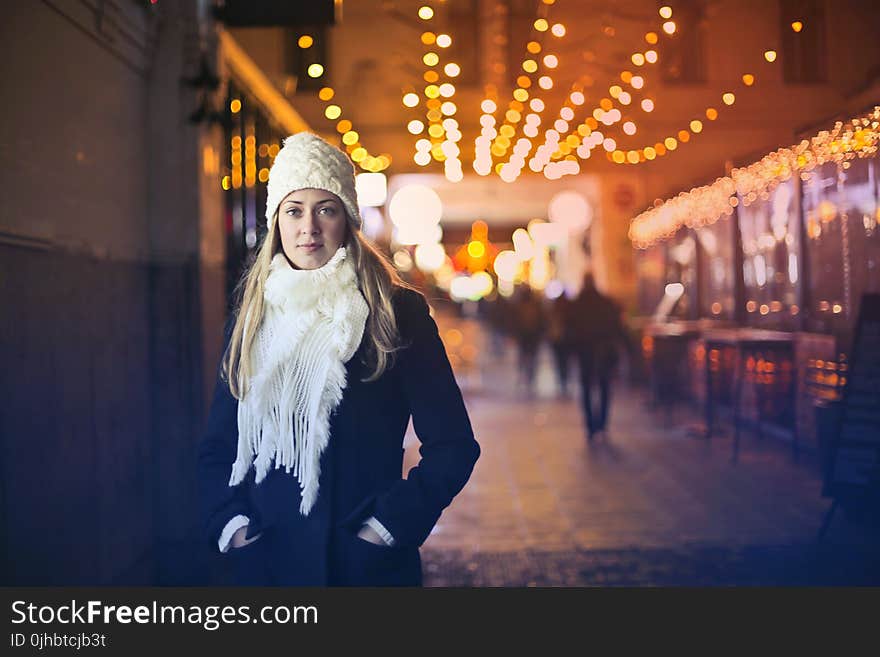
[{"x1": 577, "y1": 349, "x2": 613, "y2": 438}]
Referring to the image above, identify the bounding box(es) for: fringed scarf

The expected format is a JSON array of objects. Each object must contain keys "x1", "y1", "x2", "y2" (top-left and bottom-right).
[{"x1": 228, "y1": 246, "x2": 369, "y2": 515}]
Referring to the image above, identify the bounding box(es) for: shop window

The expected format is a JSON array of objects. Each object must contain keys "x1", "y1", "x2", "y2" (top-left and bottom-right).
[
  {"x1": 666, "y1": 229, "x2": 699, "y2": 319},
  {"x1": 697, "y1": 216, "x2": 736, "y2": 320},
  {"x1": 802, "y1": 161, "x2": 844, "y2": 333},
  {"x1": 842, "y1": 157, "x2": 880, "y2": 301},
  {"x1": 738, "y1": 179, "x2": 802, "y2": 330},
  {"x1": 808, "y1": 156, "x2": 880, "y2": 338},
  {"x1": 636, "y1": 245, "x2": 667, "y2": 316}
]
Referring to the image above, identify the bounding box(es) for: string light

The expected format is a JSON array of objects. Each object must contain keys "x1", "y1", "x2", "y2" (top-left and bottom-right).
[
  {"x1": 764, "y1": 50, "x2": 777, "y2": 62},
  {"x1": 314, "y1": 82, "x2": 386, "y2": 172},
  {"x1": 492, "y1": 0, "x2": 570, "y2": 181},
  {"x1": 629, "y1": 106, "x2": 880, "y2": 248},
  {"x1": 543, "y1": 15, "x2": 672, "y2": 176}
]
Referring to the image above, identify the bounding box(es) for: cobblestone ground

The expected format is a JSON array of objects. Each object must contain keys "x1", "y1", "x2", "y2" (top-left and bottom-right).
[{"x1": 406, "y1": 310, "x2": 880, "y2": 586}]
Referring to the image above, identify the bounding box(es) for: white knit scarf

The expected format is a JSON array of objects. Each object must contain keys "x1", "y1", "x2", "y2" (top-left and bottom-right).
[{"x1": 228, "y1": 246, "x2": 369, "y2": 515}]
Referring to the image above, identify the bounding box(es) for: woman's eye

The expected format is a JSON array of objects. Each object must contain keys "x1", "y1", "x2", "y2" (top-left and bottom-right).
[
  {"x1": 285, "y1": 208, "x2": 301, "y2": 217},
  {"x1": 319, "y1": 206, "x2": 336, "y2": 215}
]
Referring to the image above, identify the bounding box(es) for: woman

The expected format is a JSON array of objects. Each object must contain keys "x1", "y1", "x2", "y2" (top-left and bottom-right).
[{"x1": 197, "y1": 132, "x2": 480, "y2": 586}]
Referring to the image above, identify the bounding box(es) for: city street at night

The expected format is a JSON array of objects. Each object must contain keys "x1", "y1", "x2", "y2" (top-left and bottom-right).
[
  {"x1": 3, "y1": 1, "x2": 879, "y2": 592},
  {"x1": 416, "y1": 311, "x2": 880, "y2": 585}
]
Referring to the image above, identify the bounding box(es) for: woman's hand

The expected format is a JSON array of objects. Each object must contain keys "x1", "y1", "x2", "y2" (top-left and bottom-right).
[
  {"x1": 356, "y1": 524, "x2": 386, "y2": 545},
  {"x1": 230, "y1": 525, "x2": 262, "y2": 549}
]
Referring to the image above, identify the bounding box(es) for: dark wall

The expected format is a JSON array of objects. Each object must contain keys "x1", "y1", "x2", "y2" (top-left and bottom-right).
[{"x1": 0, "y1": 244, "x2": 208, "y2": 585}]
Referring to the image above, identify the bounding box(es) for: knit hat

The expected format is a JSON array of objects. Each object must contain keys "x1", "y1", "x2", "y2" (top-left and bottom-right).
[{"x1": 265, "y1": 132, "x2": 362, "y2": 230}]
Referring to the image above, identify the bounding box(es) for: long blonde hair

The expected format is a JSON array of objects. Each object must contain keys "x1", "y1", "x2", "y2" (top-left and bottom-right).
[{"x1": 221, "y1": 210, "x2": 414, "y2": 398}]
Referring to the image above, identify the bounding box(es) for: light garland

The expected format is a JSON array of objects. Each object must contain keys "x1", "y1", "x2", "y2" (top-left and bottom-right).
[
  {"x1": 485, "y1": 0, "x2": 563, "y2": 179},
  {"x1": 546, "y1": 5, "x2": 777, "y2": 174},
  {"x1": 290, "y1": 31, "x2": 388, "y2": 172},
  {"x1": 628, "y1": 106, "x2": 880, "y2": 248},
  {"x1": 541, "y1": 10, "x2": 673, "y2": 177},
  {"x1": 315, "y1": 86, "x2": 390, "y2": 172},
  {"x1": 410, "y1": 3, "x2": 463, "y2": 181}
]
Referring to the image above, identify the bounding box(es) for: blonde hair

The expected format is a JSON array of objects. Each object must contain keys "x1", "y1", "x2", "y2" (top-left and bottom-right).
[{"x1": 221, "y1": 209, "x2": 414, "y2": 399}]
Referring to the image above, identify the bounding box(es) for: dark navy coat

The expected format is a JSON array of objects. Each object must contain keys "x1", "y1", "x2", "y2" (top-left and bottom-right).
[{"x1": 197, "y1": 287, "x2": 480, "y2": 586}]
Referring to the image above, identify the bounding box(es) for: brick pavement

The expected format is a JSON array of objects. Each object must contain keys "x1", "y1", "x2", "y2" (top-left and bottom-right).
[{"x1": 407, "y1": 312, "x2": 880, "y2": 586}]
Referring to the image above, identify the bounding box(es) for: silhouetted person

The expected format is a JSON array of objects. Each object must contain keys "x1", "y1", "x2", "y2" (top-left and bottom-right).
[
  {"x1": 546, "y1": 293, "x2": 573, "y2": 397},
  {"x1": 568, "y1": 274, "x2": 626, "y2": 439},
  {"x1": 511, "y1": 285, "x2": 545, "y2": 396},
  {"x1": 484, "y1": 294, "x2": 511, "y2": 359}
]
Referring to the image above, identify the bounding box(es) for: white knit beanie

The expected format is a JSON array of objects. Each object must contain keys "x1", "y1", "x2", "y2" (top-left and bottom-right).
[{"x1": 265, "y1": 132, "x2": 362, "y2": 230}]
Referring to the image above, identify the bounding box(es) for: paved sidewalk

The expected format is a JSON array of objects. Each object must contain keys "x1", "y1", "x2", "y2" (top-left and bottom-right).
[{"x1": 408, "y1": 314, "x2": 880, "y2": 586}]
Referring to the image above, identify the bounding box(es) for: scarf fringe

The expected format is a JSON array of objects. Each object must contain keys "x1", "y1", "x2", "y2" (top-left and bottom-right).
[{"x1": 228, "y1": 247, "x2": 368, "y2": 515}]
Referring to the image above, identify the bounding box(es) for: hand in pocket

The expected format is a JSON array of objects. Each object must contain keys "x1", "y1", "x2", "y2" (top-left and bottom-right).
[{"x1": 230, "y1": 525, "x2": 262, "y2": 549}]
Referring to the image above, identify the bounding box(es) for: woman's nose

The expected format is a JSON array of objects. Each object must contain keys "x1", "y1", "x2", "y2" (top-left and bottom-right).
[{"x1": 299, "y1": 211, "x2": 321, "y2": 234}]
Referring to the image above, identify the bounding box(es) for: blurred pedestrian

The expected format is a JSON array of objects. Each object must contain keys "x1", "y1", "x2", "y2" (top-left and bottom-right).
[
  {"x1": 546, "y1": 292, "x2": 573, "y2": 397},
  {"x1": 568, "y1": 273, "x2": 626, "y2": 440},
  {"x1": 481, "y1": 293, "x2": 510, "y2": 359},
  {"x1": 511, "y1": 284, "x2": 546, "y2": 396},
  {"x1": 197, "y1": 132, "x2": 480, "y2": 586}
]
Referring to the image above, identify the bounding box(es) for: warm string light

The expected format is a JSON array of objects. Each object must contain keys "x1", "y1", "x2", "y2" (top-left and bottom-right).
[
  {"x1": 316, "y1": 85, "x2": 389, "y2": 172},
  {"x1": 532, "y1": 81, "x2": 590, "y2": 179},
  {"x1": 489, "y1": 1, "x2": 566, "y2": 180},
  {"x1": 415, "y1": 7, "x2": 462, "y2": 180},
  {"x1": 628, "y1": 106, "x2": 880, "y2": 248},
  {"x1": 607, "y1": 61, "x2": 768, "y2": 167},
  {"x1": 603, "y1": 13, "x2": 788, "y2": 170},
  {"x1": 543, "y1": 11, "x2": 672, "y2": 177},
  {"x1": 545, "y1": 4, "x2": 788, "y2": 175},
  {"x1": 474, "y1": 95, "x2": 498, "y2": 176},
  {"x1": 221, "y1": 109, "x2": 283, "y2": 192}
]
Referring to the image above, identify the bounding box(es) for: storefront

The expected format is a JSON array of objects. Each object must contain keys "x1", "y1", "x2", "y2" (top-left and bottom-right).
[{"x1": 631, "y1": 105, "x2": 879, "y2": 456}]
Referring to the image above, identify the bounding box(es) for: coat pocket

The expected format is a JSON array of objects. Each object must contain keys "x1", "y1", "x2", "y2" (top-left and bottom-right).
[
  {"x1": 337, "y1": 528, "x2": 421, "y2": 586},
  {"x1": 227, "y1": 532, "x2": 272, "y2": 586}
]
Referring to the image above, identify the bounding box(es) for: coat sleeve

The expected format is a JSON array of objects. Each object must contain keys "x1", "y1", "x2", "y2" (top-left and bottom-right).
[
  {"x1": 196, "y1": 314, "x2": 254, "y2": 548},
  {"x1": 371, "y1": 289, "x2": 481, "y2": 548}
]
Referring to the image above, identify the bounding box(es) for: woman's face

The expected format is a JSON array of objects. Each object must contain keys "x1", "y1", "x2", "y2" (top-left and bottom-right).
[{"x1": 277, "y1": 188, "x2": 348, "y2": 270}]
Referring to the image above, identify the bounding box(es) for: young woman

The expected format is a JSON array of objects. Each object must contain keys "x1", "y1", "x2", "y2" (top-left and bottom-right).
[{"x1": 197, "y1": 132, "x2": 480, "y2": 586}]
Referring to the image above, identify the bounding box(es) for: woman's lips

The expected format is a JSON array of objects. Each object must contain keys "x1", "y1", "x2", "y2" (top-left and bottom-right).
[{"x1": 298, "y1": 244, "x2": 323, "y2": 252}]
